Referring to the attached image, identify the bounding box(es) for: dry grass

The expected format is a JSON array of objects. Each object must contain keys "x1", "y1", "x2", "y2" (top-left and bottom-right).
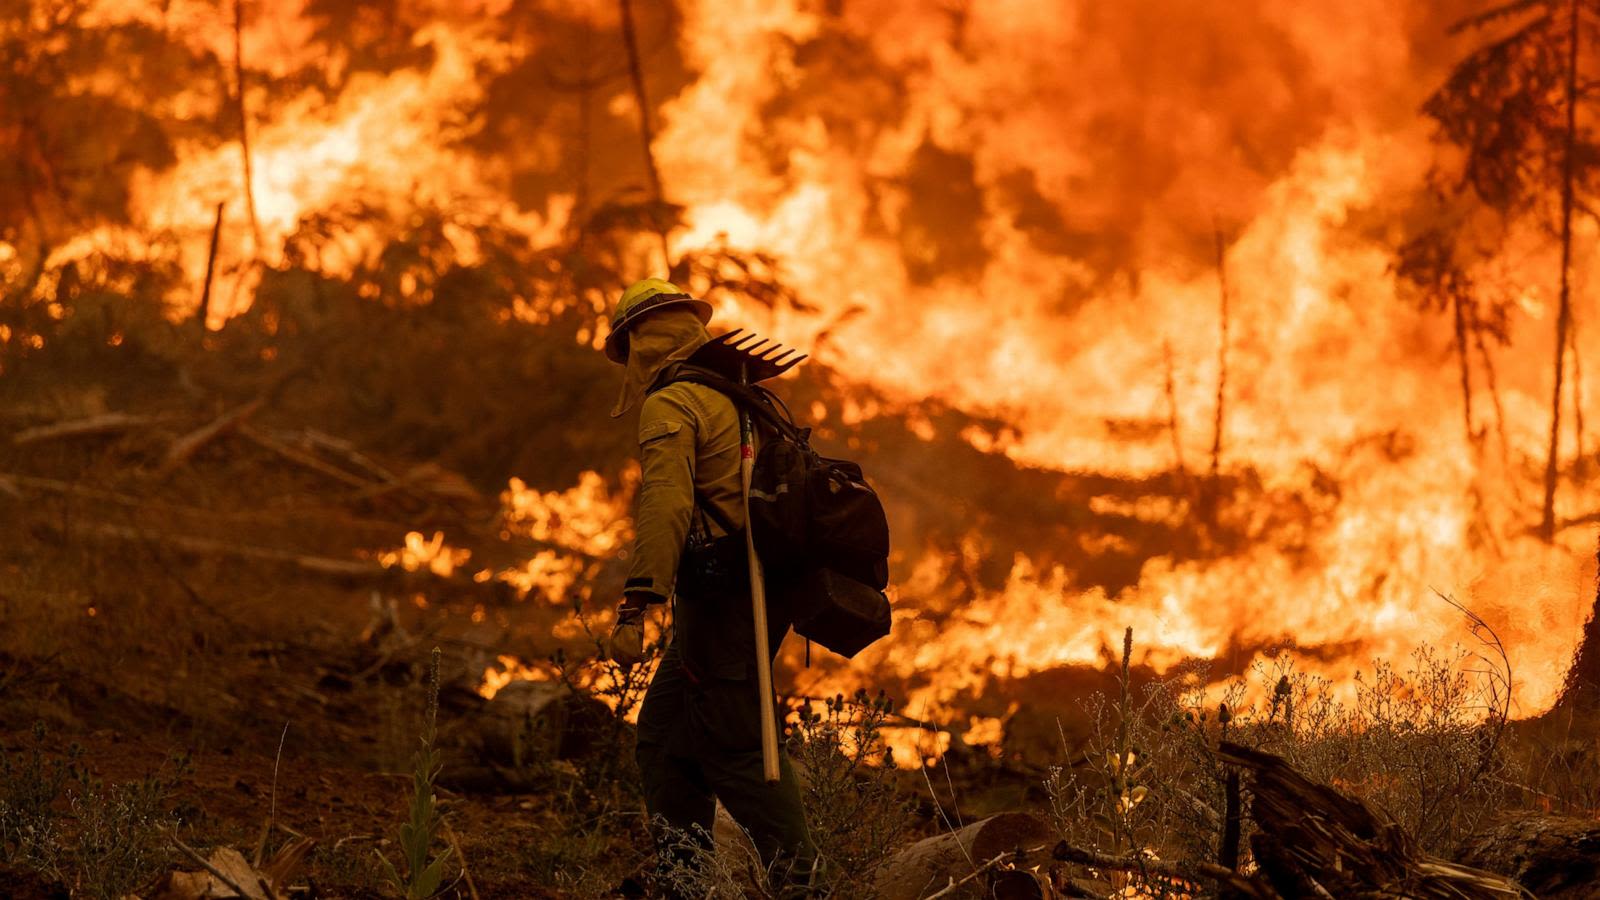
[{"x1": 1046, "y1": 628, "x2": 1519, "y2": 898}]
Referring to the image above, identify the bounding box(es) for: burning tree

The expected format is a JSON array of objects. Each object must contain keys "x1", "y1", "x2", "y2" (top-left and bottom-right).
[
  {"x1": 0, "y1": 3, "x2": 204, "y2": 298},
  {"x1": 1411, "y1": 0, "x2": 1600, "y2": 539}
]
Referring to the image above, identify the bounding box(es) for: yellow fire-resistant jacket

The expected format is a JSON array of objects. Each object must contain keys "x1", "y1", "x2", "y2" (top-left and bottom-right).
[{"x1": 624, "y1": 372, "x2": 749, "y2": 601}]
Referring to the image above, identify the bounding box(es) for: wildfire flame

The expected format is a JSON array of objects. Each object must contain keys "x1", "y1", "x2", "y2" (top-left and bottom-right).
[
  {"x1": 500, "y1": 471, "x2": 636, "y2": 559},
  {"x1": 16, "y1": 1, "x2": 1600, "y2": 734},
  {"x1": 378, "y1": 530, "x2": 471, "y2": 578}
]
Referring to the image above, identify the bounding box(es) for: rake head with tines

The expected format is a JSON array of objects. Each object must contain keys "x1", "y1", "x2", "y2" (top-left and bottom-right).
[{"x1": 685, "y1": 328, "x2": 807, "y2": 384}]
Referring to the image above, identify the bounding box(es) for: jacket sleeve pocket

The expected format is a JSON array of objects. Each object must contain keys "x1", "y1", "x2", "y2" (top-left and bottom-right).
[{"x1": 638, "y1": 420, "x2": 683, "y2": 445}]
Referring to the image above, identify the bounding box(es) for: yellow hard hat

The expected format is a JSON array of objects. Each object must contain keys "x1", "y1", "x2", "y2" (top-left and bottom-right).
[{"x1": 604, "y1": 278, "x2": 713, "y2": 363}]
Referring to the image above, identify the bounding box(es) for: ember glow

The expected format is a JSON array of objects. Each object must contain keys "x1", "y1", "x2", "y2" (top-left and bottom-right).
[{"x1": 12, "y1": 1, "x2": 1600, "y2": 733}]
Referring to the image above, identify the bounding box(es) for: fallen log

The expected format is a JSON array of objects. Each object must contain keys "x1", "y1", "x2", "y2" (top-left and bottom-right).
[
  {"x1": 35, "y1": 521, "x2": 513, "y2": 602},
  {"x1": 1, "y1": 471, "x2": 498, "y2": 541},
  {"x1": 158, "y1": 364, "x2": 310, "y2": 477},
  {"x1": 0, "y1": 473, "x2": 148, "y2": 506},
  {"x1": 291, "y1": 427, "x2": 403, "y2": 483},
  {"x1": 1218, "y1": 742, "x2": 1531, "y2": 899},
  {"x1": 52, "y1": 521, "x2": 381, "y2": 579},
  {"x1": 394, "y1": 462, "x2": 485, "y2": 506},
  {"x1": 258, "y1": 427, "x2": 485, "y2": 509},
  {"x1": 1457, "y1": 813, "x2": 1600, "y2": 899},
  {"x1": 12, "y1": 412, "x2": 165, "y2": 446},
  {"x1": 872, "y1": 811, "x2": 1050, "y2": 900},
  {"x1": 159, "y1": 395, "x2": 269, "y2": 475},
  {"x1": 236, "y1": 422, "x2": 373, "y2": 488},
  {"x1": 347, "y1": 461, "x2": 485, "y2": 507}
]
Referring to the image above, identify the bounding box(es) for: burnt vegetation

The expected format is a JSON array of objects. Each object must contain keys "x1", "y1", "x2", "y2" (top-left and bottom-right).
[{"x1": 4, "y1": 0, "x2": 1600, "y2": 898}]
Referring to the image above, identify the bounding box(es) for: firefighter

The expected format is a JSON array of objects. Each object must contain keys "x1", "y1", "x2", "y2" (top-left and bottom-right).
[{"x1": 602, "y1": 278, "x2": 816, "y2": 891}]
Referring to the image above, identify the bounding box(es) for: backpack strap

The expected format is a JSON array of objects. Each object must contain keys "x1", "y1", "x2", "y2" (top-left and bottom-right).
[{"x1": 667, "y1": 365, "x2": 809, "y2": 446}]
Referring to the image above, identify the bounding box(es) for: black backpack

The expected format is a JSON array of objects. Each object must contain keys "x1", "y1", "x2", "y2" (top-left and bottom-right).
[{"x1": 667, "y1": 366, "x2": 892, "y2": 658}]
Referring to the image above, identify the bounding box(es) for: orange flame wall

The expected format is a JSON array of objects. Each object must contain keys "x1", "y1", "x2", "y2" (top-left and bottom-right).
[
  {"x1": 32, "y1": 1, "x2": 1600, "y2": 719},
  {"x1": 657, "y1": 0, "x2": 1598, "y2": 717}
]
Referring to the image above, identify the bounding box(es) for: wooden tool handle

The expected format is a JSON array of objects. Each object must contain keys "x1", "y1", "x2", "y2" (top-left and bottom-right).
[{"x1": 739, "y1": 364, "x2": 781, "y2": 784}]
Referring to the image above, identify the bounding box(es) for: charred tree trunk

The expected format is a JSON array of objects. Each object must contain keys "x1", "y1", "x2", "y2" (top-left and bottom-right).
[
  {"x1": 9, "y1": 112, "x2": 53, "y2": 306},
  {"x1": 1454, "y1": 291, "x2": 1477, "y2": 448},
  {"x1": 1571, "y1": 322, "x2": 1587, "y2": 477},
  {"x1": 196, "y1": 201, "x2": 225, "y2": 328},
  {"x1": 1163, "y1": 339, "x2": 1186, "y2": 479},
  {"x1": 1557, "y1": 530, "x2": 1600, "y2": 713},
  {"x1": 617, "y1": 0, "x2": 673, "y2": 274},
  {"x1": 1211, "y1": 226, "x2": 1230, "y2": 485},
  {"x1": 1218, "y1": 742, "x2": 1529, "y2": 898},
  {"x1": 9, "y1": 217, "x2": 48, "y2": 309},
  {"x1": 570, "y1": 28, "x2": 596, "y2": 248},
  {"x1": 1472, "y1": 308, "x2": 1516, "y2": 480},
  {"x1": 234, "y1": 0, "x2": 263, "y2": 256},
  {"x1": 1219, "y1": 767, "x2": 1242, "y2": 872},
  {"x1": 1541, "y1": 0, "x2": 1581, "y2": 541}
]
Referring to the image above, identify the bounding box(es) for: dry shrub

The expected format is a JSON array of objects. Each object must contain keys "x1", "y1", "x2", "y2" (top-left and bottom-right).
[
  {"x1": 68, "y1": 765, "x2": 180, "y2": 900},
  {"x1": 0, "y1": 724, "x2": 184, "y2": 900},
  {"x1": 494, "y1": 603, "x2": 662, "y2": 896},
  {"x1": 1046, "y1": 629, "x2": 1195, "y2": 899},
  {"x1": 651, "y1": 818, "x2": 773, "y2": 900},
  {"x1": 1242, "y1": 647, "x2": 1510, "y2": 852},
  {"x1": 0, "y1": 724, "x2": 78, "y2": 879},
  {"x1": 1047, "y1": 633, "x2": 1511, "y2": 897},
  {"x1": 1511, "y1": 713, "x2": 1600, "y2": 816},
  {"x1": 788, "y1": 689, "x2": 911, "y2": 895}
]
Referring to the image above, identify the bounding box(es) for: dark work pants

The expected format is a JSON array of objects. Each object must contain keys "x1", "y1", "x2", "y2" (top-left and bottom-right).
[{"x1": 635, "y1": 642, "x2": 816, "y2": 890}]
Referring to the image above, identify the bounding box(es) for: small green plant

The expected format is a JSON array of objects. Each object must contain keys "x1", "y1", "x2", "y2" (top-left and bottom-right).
[{"x1": 377, "y1": 647, "x2": 457, "y2": 899}]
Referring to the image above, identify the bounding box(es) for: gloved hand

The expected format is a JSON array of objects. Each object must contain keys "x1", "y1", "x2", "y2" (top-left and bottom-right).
[{"x1": 607, "y1": 602, "x2": 647, "y2": 668}]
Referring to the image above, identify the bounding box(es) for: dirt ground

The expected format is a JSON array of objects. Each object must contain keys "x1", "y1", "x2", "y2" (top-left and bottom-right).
[{"x1": 0, "y1": 411, "x2": 637, "y2": 897}]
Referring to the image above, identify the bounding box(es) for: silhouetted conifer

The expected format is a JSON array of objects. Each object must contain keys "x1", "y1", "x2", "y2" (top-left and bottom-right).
[{"x1": 1417, "y1": 0, "x2": 1600, "y2": 537}]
